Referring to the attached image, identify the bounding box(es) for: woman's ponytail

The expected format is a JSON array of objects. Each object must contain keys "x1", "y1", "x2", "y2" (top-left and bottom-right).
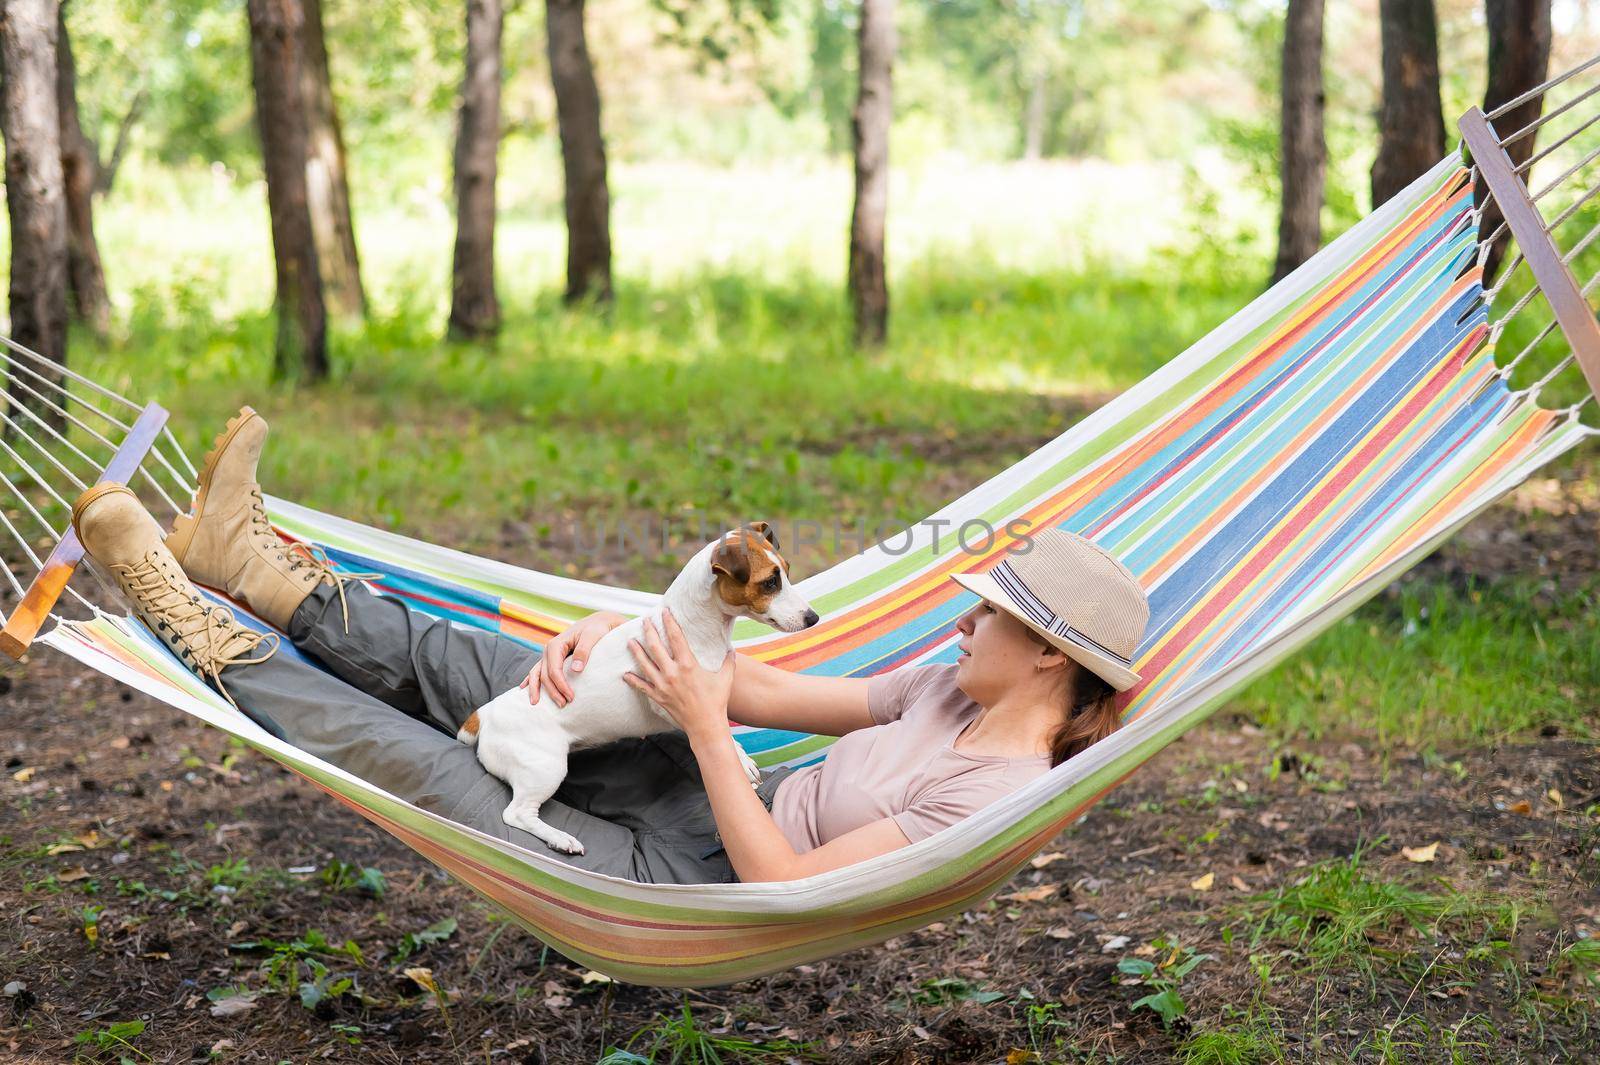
[{"x1": 1047, "y1": 664, "x2": 1121, "y2": 768}]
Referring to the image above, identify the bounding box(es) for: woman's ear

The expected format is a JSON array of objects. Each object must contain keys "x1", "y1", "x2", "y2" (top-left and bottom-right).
[{"x1": 1036, "y1": 643, "x2": 1072, "y2": 673}]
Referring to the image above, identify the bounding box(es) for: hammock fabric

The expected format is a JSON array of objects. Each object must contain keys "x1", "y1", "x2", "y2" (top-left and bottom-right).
[{"x1": 8, "y1": 87, "x2": 1600, "y2": 985}]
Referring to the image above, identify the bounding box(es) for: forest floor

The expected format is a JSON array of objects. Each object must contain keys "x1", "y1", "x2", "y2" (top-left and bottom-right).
[{"x1": 1, "y1": 441, "x2": 1597, "y2": 1065}]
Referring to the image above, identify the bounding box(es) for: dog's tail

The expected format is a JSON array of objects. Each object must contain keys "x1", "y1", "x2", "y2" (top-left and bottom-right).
[{"x1": 456, "y1": 710, "x2": 481, "y2": 747}]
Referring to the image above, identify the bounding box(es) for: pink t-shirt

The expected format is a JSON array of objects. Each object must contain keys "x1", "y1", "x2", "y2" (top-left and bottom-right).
[{"x1": 769, "y1": 663, "x2": 1052, "y2": 852}]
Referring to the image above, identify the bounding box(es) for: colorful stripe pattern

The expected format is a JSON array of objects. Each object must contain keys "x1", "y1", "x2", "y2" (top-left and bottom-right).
[{"x1": 41, "y1": 158, "x2": 1596, "y2": 987}]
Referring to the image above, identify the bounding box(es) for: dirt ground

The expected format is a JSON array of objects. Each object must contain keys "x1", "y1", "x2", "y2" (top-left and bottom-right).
[{"x1": 1, "y1": 459, "x2": 1597, "y2": 1064}]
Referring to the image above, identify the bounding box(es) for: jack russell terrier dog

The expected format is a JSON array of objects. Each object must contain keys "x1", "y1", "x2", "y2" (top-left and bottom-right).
[{"x1": 458, "y1": 522, "x2": 819, "y2": 855}]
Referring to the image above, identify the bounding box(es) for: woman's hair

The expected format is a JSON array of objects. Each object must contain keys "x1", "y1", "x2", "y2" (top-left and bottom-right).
[{"x1": 1023, "y1": 628, "x2": 1122, "y2": 767}]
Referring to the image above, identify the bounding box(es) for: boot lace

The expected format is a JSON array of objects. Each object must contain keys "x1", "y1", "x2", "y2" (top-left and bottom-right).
[
  {"x1": 117, "y1": 554, "x2": 280, "y2": 711},
  {"x1": 246, "y1": 487, "x2": 382, "y2": 631}
]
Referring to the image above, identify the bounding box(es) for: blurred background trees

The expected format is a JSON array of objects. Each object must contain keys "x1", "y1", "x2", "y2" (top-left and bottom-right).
[{"x1": 1, "y1": 0, "x2": 1592, "y2": 375}]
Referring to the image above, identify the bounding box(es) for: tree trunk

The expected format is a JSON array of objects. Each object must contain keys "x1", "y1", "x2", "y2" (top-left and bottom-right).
[
  {"x1": 56, "y1": 1, "x2": 108, "y2": 339},
  {"x1": 448, "y1": 0, "x2": 501, "y2": 340},
  {"x1": 1270, "y1": 0, "x2": 1326, "y2": 284},
  {"x1": 849, "y1": 0, "x2": 893, "y2": 348},
  {"x1": 1, "y1": 0, "x2": 70, "y2": 432},
  {"x1": 92, "y1": 87, "x2": 142, "y2": 196},
  {"x1": 1371, "y1": 0, "x2": 1446, "y2": 208},
  {"x1": 1478, "y1": 0, "x2": 1552, "y2": 282},
  {"x1": 546, "y1": 0, "x2": 612, "y2": 305},
  {"x1": 300, "y1": 0, "x2": 363, "y2": 318},
  {"x1": 245, "y1": 0, "x2": 328, "y2": 381}
]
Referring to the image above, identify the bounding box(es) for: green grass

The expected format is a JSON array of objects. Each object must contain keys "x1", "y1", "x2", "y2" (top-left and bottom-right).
[
  {"x1": 1178, "y1": 1020, "x2": 1286, "y2": 1065},
  {"x1": 1244, "y1": 846, "x2": 1531, "y2": 974},
  {"x1": 600, "y1": 1001, "x2": 820, "y2": 1064},
  {"x1": 1233, "y1": 574, "x2": 1600, "y2": 748}
]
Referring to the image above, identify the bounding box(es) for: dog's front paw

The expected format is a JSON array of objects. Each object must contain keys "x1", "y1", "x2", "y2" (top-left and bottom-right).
[
  {"x1": 542, "y1": 830, "x2": 586, "y2": 856},
  {"x1": 736, "y1": 748, "x2": 763, "y2": 785}
]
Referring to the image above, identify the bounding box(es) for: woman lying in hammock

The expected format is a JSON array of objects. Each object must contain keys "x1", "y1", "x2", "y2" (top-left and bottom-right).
[{"x1": 69, "y1": 409, "x2": 1149, "y2": 885}]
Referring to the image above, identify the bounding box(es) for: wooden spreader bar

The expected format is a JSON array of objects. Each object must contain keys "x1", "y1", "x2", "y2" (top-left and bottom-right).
[
  {"x1": 0, "y1": 401, "x2": 169, "y2": 659},
  {"x1": 1460, "y1": 106, "x2": 1600, "y2": 406}
]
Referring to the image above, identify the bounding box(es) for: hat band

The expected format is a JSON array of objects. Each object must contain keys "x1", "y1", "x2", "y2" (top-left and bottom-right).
[{"x1": 991, "y1": 559, "x2": 1133, "y2": 667}]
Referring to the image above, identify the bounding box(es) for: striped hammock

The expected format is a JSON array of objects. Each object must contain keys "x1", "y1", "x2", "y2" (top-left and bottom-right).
[{"x1": 7, "y1": 71, "x2": 1600, "y2": 985}]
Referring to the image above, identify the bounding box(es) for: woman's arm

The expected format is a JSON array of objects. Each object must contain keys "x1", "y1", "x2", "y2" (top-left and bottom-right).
[
  {"x1": 623, "y1": 613, "x2": 912, "y2": 882},
  {"x1": 531, "y1": 611, "x2": 876, "y2": 737},
  {"x1": 726, "y1": 654, "x2": 874, "y2": 737}
]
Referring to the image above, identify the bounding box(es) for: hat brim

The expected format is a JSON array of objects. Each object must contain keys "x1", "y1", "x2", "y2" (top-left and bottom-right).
[{"x1": 950, "y1": 571, "x2": 1141, "y2": 692}]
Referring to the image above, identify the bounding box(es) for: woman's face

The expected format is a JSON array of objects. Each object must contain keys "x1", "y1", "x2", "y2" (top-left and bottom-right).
[{"x1": 953, "y1": 599, "x2": 1058, "y2": 707}]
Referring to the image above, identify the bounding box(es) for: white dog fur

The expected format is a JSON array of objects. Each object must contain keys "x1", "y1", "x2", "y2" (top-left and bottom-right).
[{"x1": 458, "y1": 523, "x2": 818, "y2": 855}]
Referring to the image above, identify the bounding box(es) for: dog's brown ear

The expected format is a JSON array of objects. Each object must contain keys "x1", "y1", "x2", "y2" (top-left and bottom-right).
[
  {"x1": 711, "y1": 536, "x2": 749, "y2": 584},
  {"x1": 746, "y1": 520, "x2": 779, "y2": 551}
]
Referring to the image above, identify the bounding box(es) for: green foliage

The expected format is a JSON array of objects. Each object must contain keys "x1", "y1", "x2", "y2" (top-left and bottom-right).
[
  {"x1": 391, "y1": 916, "x2": 458, "y2": 963},
  {"x1": 1115, "y1": 937, "x2": 1213, "y2": 1030},
  {"x1": 228, "y1": 929, "x2": 366, "y2": 1009},
  {"x1": 601, "y1": 1001, "x2": 819, "y2": 1064},
  {"x1": 319, "y1": 859, "x2": 387, "y2": 898},
  {"x1": 906, "y1": 976, "x2": 1008, "y2": 1006},
  {"x1": 72, "y1": 1018, "x2": 147, "y2": 1064}
]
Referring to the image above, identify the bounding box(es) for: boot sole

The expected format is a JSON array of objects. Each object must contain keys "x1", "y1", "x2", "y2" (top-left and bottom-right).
[
  {"x1": 168, "y1": 406, "x2": 259, "y2": 559},
  {"x1": 70, "y1": 482, "x2": 138, "y2": 542}
]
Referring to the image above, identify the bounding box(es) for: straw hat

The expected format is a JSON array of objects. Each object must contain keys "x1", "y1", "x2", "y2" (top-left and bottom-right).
[{"x1": 950, "y1": 528, "x2": 1149, "y2": 691}]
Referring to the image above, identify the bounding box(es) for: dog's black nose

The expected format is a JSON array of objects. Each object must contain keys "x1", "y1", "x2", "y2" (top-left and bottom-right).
[{"x1": 802, "y1": 609, "x2": 819, "y2": 628}]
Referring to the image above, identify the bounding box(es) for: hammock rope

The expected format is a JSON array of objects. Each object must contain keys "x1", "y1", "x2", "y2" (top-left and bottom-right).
[{"x1": 3, "y1": 58, "x2": 1600, "y2": 987}]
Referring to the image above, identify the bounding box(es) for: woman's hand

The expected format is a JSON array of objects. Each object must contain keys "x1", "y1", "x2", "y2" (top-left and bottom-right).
[
  {"x1": 622, "y1": 609, "x2": 735, "y2": 742},
  {"x1": 522, "y1": 610, "x2": 627, "y2": 707}
]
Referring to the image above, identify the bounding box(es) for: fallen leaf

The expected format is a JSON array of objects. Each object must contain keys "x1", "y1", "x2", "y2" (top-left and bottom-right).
[
  {"x1": 1230, "y1": 875, "x2": 1249, "y2": 891},
  {"x1": 1007, "y1": 1050, "x2": 1036, "y2": 1065},
  {"x1": 1044, "y1": 926, "x2": 1075, "y2": 940},
  {"x1": 579, "y1": 969, "x2": 612, "y2": 985},
  {"x1": 45, "y1": 842, "x2": 84, "y2": 856},
  {"x1": 913, "y1": 1026, "x2": 932, "y2": 1040},
  {"x1": 1133, "y1": 943, "x2": 1157, "y2": 957},
  {"x1": 403, "y1": 967, "x2": 439, "y2": 995},
  {"x1": 1547, "y1": 788, "x2": 1564, "y2": 809},
  {"x1": 1232, "y1": 778, "x2": 1249, "y2": 793},
  {"x1": 1509, "y1": 800, "x2": 1534, "y2": 816},
  {"x1": 58, "y1": 866, "x2": 90, "y2": 883},
  {"x1": 543, "y1": 994, "x2": 572, "y2": 1010},
  {"x1": 1029, "y1": 852, "x2": 1066, "y2": 870},
  {"x1": 110, "y1": 737, "x2": 131, "y2": 750},
  {"x1": 998, "y1": 884, "x2": 1058, "y2": 903},
  {"x1": 209, "y1": 993, "x2": 257, "y2": 1018},
  {"x1": 1190, "y1": 872, "x2": 1215, "y2": 891},
  {"x1": 1401, "y1": 842, "x2": 1439, "y2": 863},
  {"x1": 11, "y1": 767, "x2": 34, "y2": 783},
  {"x1": 1100, "y1": 935, "x2": 1130, "y2": 952}
]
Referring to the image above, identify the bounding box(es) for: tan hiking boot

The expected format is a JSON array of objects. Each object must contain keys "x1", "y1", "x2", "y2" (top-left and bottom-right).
[
  {"x1": 166, "y1": 406, "x2": 372, "y2": 631},
  {"x1": 72, "y1": 483, "x2": 277, "y2": 702}
]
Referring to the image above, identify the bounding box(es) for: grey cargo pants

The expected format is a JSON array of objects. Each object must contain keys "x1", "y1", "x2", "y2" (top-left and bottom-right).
[{"x1": 218, "y1": 582, "x2": 794, "y2": 884}]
